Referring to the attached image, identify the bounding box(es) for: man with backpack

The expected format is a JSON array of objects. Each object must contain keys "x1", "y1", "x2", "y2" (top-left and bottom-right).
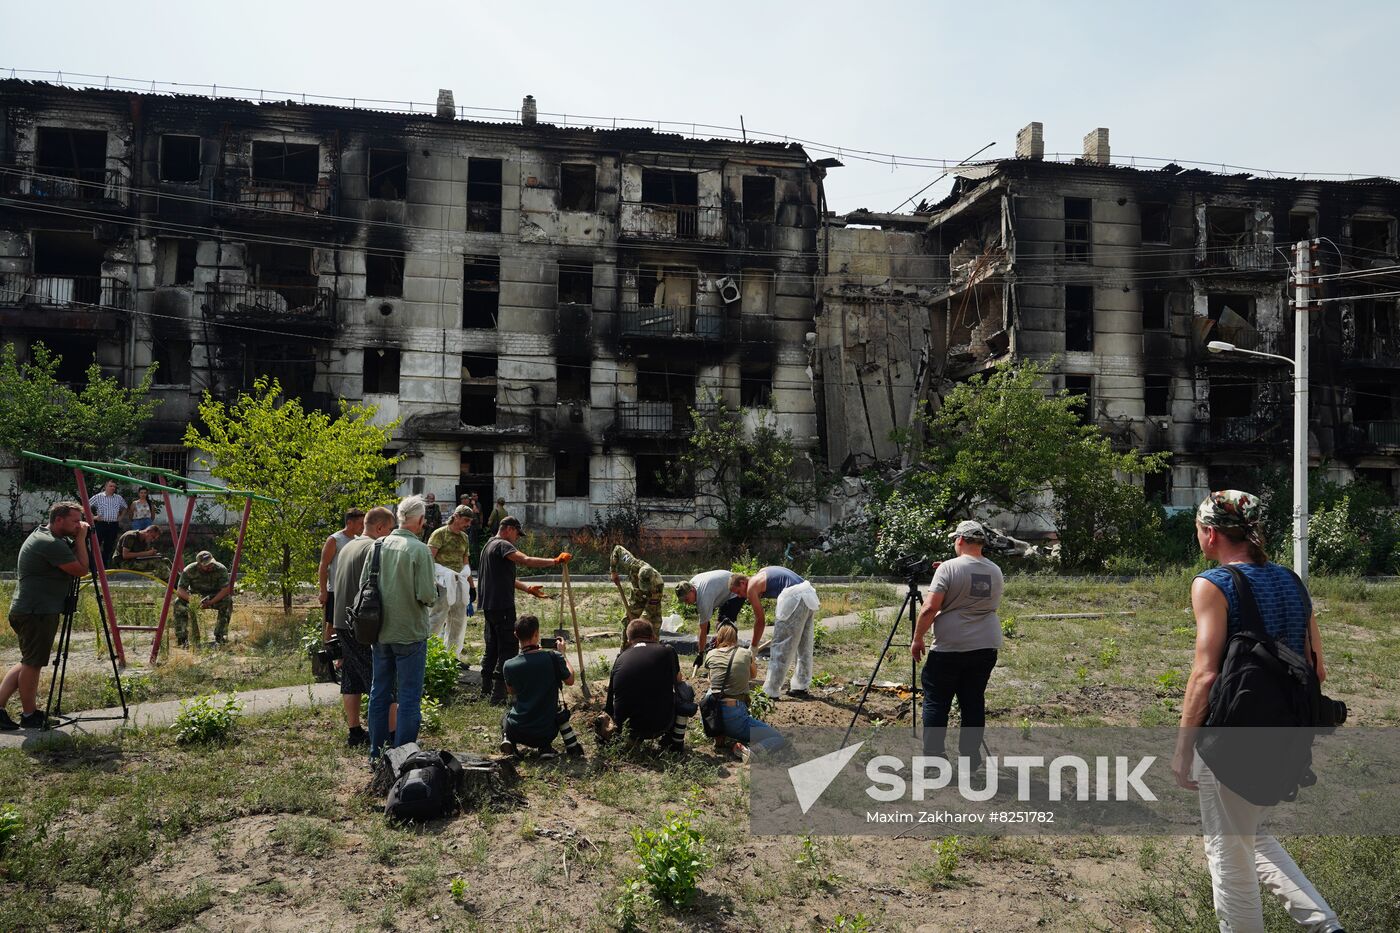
[
  {"x1": 331, "y1": 506, "x2": 395, "y2": 748},
  {"x1": 1172, "y1": 490, "x2": 1345, "y2": 933},
  {"x1": 499, "y1": 614, "x2": 584, "y2": 758}
]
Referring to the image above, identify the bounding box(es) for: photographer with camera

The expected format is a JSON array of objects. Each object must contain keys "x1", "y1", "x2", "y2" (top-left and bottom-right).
[
  {"x1": 1170, "y1": 491, "x2": 1344, "y2": 933},
  {"x1": 499, "y1": 614, "x2": 584, "y2": 758},
  {"x1": 910, "y1": 520, "x2": 1004, "y2": 771},
  {"x1": 0, "y1": 502, "x2": 90, "y2": 730}
]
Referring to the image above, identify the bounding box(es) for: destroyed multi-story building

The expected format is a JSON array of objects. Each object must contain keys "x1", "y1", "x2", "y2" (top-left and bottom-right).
[
  {"x1": 0, "y1": 80, "x2": 827, "y2": 530},
  {"x1": 840, "y1": 123, "x2": 1400, "y2": 517}
]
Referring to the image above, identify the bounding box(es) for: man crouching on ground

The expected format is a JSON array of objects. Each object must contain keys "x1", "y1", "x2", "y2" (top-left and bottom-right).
[
  {"x1": 499, "y1": 614, "x2": 584, "y2": 758},
  {"x1": 598, "y1": 618, "x2": 694, "y2": 753}
]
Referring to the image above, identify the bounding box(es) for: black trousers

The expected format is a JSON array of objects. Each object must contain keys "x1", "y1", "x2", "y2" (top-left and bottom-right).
[
  {"x1": 480, "y1": 607, "x2": 517, "y2": 697},
  {"x1": 95, "y1": 521, "x2": 121, "y2": 567},
  {"x1": 920, "y1": 648, "x2": 998, "y2": 759}
]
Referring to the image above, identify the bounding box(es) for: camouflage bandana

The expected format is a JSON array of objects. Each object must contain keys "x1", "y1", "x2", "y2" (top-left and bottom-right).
[{"x1": 1196, "y1": 490, "x2": 1266, "y2": 548}]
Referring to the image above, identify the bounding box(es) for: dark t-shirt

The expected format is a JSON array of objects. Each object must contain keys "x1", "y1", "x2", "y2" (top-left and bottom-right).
[
  {"x1": 115, "y1": 529, "x2": 148, "y2": 564},
  {"x1": 11, "y1": 527, "x2": 77, "y2": 614},
  {"x1": 607, "y1": 642, "x2": 680, "y2": 736},
  {"x1": 478, "y1": 536, "x2": 518, "y2": 611},
  {"x1": 504, "y1": 648, "x2": 568, "y2": 740}
]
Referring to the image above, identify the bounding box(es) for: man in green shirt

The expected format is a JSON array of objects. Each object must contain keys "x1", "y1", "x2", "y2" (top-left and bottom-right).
[
  {"x1": 500, "y1": 614, "x2": 584, "y2": 758},
  {"x1": 173, "y1": 551, "x2": 234, "y2": 648},
  {"x1": 115, "y1": 525, "x2": 171, "y2": 579},
  {"x1": 486, "y1": 497, "x2": 508, "y2": 535},
  {"x1": 362, "y1": 495, "x2": 437, "y2": 761},
  {"x1": 1, "y1": 501, "x2": 91, "y2": 730},
  {"x1": 427, "y1": 505, "x2": 477, "y2": 658}
]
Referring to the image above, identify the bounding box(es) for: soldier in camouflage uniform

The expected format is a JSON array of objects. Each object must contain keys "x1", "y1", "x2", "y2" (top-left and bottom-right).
[
  {"x1": 609, "y1": 545, "x2": 664, "y2": 630},
  {"x1": 113, "y1": 526, "x2": 171, "y2": 579},
  {"x1": 173, "y1": 550, "x2": 234, "y2": 648}
]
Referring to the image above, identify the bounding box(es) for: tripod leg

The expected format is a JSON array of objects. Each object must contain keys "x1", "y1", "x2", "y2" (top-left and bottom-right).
[
  {"x1": 91, "y1": 570, "x2": 128, "y2": 717},
  {"x1": 842, "y1": 589, "x2": 917, "y2": 747},
  {"x1": 45, "y1": 583, "x2": 78, "y2": 728}
]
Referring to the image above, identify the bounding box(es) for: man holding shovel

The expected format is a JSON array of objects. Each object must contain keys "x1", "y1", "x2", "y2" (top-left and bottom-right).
[
  {"x1": 478, "y1": 515, "x2": 570, "y2": 705},
  {"x1": 609, "y1": 545, "x2": 664, "y2": 632}
]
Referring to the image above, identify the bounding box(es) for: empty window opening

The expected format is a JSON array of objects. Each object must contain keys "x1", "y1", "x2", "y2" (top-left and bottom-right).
[
  {"x1": 151, "y1": 333, "x2": 192, "y2": 385},
  {"x1": 1144, "y1": 470, "x2": 1171, "y2": 505},
  {"x1": 33, "y1": 230, "x2": 103, "y2": 277},
  {"x1": 1209, "y1": 377, "x2": 1254, "y2": 419},
  {"x1": 366, "y1": 251, "x2": 405, "y2": 297},
  {"x1": 461, "y1": 352, "x2": 498, "y2": 426},
  {"x1": 247, "y1": 243, "x2": 317, "y2": 288},
  {"x1": 1145, "y1": 374, "x2": 1171, "y2": 417},
  {"x1": 368, "y1": 149, "x2": 409, "y2": 200},
  {"x1": 159, "y1": 134, "x2": 201, "y2": 183},
  {"x1": 638, "y1": 267, "x2": 697, "y2": 307},
  {"x1": 467, "y1": 158, "x2": 503, "y2": 232},
  {"x1": 558, "y1": 265, "x2": 594, "y2": 305},
  {"x1": 1206, "y1": 293, "x2": 1257, "y2": 349},
  {"x1": 1288, "y1": 211, "x2": 1316, "y2": 244},
  {"x1": 251, "y1": 141, "x2": 319, "y2": 184},
  {"x1": 1064, "y1": 374, "x2": 1094, "y2": 426},
  {"x1": 741, "y1": 270, "x2": 772, "y2": 315},
  {"x1": 740, "y1": 360, "x2": 773, "y2": 407},
  {"x1": 742, "y1": 175, "x2": 777, "y2": 222},
  {"x1": 458, "y1": 450, "x2": 494, "y2": 506},
  {"x1": 1140, "y1": 202, "x2": 1169, "y2": 244},
  {"x1": 1065, "y1": 285, "x2": 1095, "y2": 352},
  {"x1": 557, "y1": 362, "x2": 591, "y2": 402},
  {"x1": 156, "y1": 238, "x2": 197, "y2": 286},
  {"x1": 1354, "y1": 381, "x2": 1394, "y2": 423},
  {"x1": 1142, "y1": 291, "x2": 1168, "y2": 331},
  {"x1": 1352, "y1": 217, "x2": 1393, "y2": 255},
  {"x1": 559, "y1": 163, "x2": 596, "y2": 212},
  {"x1": 641, "y1": 169, "x2": 698, "y2": 206},
  {"x1": 1353, "y1": 298, "x2": 1400, "y2": 358},
  {"x1": 636, "y1": 453, "x2": 688, "y2": 498},
  {"x1": 463, "y1": 256, "x2": 500, "y2": 328},
  {"x1": 1064, "y1": 197, "x2": 1092, "y2": 262},
  {"x1": 555, "y1": 450, "x2": 590, "y2": 498},
  {"x1": 363, "y1": 347, "x2": 401, "y2": 394},
  {"x1": 32, "y1": 336, "x2": 97, "y2": 383},
  {"x1": 36, "y1": 128, "x2": 106, "y2": 180},
  {"x1": 1206, "y1": 207, "x2": 1253, "y2": 251}
]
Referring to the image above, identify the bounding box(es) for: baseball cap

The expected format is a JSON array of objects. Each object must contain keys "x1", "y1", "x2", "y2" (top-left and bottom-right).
[
  {"x1": 949, "y1": 520, "x2": 989, "y2": 542},
  {"x1": 451, "y1": 504, "x2": 474, "y2": 519},
  {"x1": 196, "y1": 550, "x2": 215, "y2": 563},
  {"x1": 499, "y1": 515, "x2": 522, "y2": 531}
]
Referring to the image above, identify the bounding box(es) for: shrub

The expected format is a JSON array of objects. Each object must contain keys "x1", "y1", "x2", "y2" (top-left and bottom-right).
[
  {"x1": 828, "y1": 914, "x2": 874, "y2": 933},
  {"x1": 101, "y1": 672, "x2": 152, "y2": 708},
  {"x1": 1310, "y1": 496, "x2": 1374, "y2": 576},
  {"x1": 173, "y1": 693, "x2": 242, "y2": 744},
  {"x1": 748, "y1": 686, "x2": 775, "y2": 720},
  {"x1": 631, "y1": 810, "x2": 709, "y2": 909},
  {"x1": 0, "y1": 803, "x2": 20, "y2": 854},
  {"x1": 1097, "y1": 637, "x2": 1120, "y2": 668},
  {"x1": 1000, "y1": 616, "x2": 1019, "y2": 639},
  {"x1": 419, "y1": 696, "x2": 444, "y2": 734},
  {"x1": 449, "y1": 877, "x2": 468, "y2": 904},
  {"x1": 423, "y1": 635, "x2": 459, "y2": 703}
]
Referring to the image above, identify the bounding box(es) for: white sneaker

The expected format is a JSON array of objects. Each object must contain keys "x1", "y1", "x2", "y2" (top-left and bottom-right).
[{"x1": 731, "y1": 742, "x2": 751, "y2": 762}]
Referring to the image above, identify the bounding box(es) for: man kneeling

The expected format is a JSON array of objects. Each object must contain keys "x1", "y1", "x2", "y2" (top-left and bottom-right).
[
  {"x1": 602, "y1": 619, "x2": 694, "y2": 753},
  {"x1": 500, "y1": 615, "x2": 584, "y2": 758}
]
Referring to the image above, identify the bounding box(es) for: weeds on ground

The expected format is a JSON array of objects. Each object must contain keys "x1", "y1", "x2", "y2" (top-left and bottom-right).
[
  {"x1": 1156, "y1": 668, "x2": 1187, "y2": 694},
  {"x1": 173, "y1": 693, "x2": 242, "y2": 744},
  {"x1": 794, "y1": 834, "x2": 842, "y2": 890},
  {"x1": 420, "y1": 695, "x2": 444, "y2": 733},
  {"x1": 749, "y1": 687, "x2": 775, "y2": 720},
  {"x1": 450, "y1": 876, "x2": 469, "y2": 904},
  {"x1": 423, "y1": 635, "x2": 459, "y2": 703},
  {"x1": 630, "y1": 809, "x2": 709, "y2": 909},
  {"x1": 0, "y1": 802, "x2": 19, "y2": 853},
  {"x1": 1097, "y1": 636, "x2": 1120, "y2": 668},
  {"x1": 1001, "y1": 615, "x2": 1019, "y2": 638},
  {"x1": 269, "y1": 817, "x2": 339, "y2": 857},
  {"x1": 827, "y1": 914, "x2": 874, "y2": 933},
  {"x1": 912, "y1": 836, "x2": 962, "y2": 889}
]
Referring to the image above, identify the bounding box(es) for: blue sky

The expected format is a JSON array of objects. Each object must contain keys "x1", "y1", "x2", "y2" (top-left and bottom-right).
[{"x1": 3, "y1": 0, "x2": 1395, "y2": 212}]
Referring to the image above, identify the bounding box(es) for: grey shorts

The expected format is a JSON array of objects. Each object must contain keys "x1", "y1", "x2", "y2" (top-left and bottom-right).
[{"x1": 10, "y1": 612, "x2": 61, "y2": 668}]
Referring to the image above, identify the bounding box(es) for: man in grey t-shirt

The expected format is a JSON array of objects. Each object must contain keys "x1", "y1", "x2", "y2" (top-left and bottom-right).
[
  {"x1": 676, "y1": 569, "x2": 746, "y2": 668},
  {"x1": 910, "y1": 520, "x2": 1005, "y2": 766}
]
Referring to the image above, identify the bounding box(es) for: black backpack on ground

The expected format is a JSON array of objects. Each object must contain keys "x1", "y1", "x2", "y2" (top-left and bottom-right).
[
  {"x1": 1195, "y1": 564, "x2": 1326, "y2": 806},
  {"x1": 385, "y1": 749, "x2": 465, "y2": 822},
  {"x1": 347, "y1": 540, "x2": 384, "y2": 646}
]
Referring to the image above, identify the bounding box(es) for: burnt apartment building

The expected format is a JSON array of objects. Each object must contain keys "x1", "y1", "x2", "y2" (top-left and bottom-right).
[
  {"x1": 0, "y1": 81, "x2": 825, "y2": 530},
  {"x1": 891, "y1": 123, "x2": 1400, "y2": 515}
]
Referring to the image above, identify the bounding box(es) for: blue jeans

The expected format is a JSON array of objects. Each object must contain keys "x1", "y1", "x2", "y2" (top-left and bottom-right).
[
  {"x1": 369, "y1": 640, "x2": 427, "y2": 760},
  {"x1": 720, "y1": 701, "x2": 785, "y2": 751},
  {"x1": 130, "y1": 517, "x2": 153, "y2": 531}
]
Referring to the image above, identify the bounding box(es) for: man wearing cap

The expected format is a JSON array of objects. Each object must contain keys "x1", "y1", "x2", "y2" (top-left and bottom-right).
[
  {"x1": 114, "y1": 525, "x2": 171, "y2": 579},
  {"x1": 729, "y1": 566, "x2": 821, "y2": 700},
  {"x1": 421, "y1": 493, "x2": 443, "y2": 542},
  {"x1": 477, "y1": 514, "x2": 570, "y2": 705},
  {"x1": 676, "y1": 570, "x2": 746, "y2": 669},
  {"x1": 910, "y1": 520, "x2": 1005, "y2": 769},
  {"x1": 428, "y1": 505, "x2": 477, "y2": 658},
  {"x1": 486, "y1": 497, "x2": 508, "y2": 534},
  {"x1": 609, "y1": 545, "x2": 665, "y2": 631},
  {"x1": 173, "y1": 550, "x2": 234, "y2": 648}
]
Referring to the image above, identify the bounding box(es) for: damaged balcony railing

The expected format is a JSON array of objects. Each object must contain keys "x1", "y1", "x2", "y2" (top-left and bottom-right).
[
  {"x1": 203, "y1": 282, "x2": 336, "y2": 327},
  {"x1": 1347, "y1": 333, "x2": 1400, "y2": 365},
  {"x1": 1, "y1": 164, "x2": 123, "y2": 200},
  {"x1": 1200, "y1": 241, "x2": 1275, "y2": 271},
  {"x1": 612, "y1": 402, "x2": 691, "y2": 436},
  {"x1": 619, "y1": 303, "x2": 724, "y2": 340},
  {"x1": 0, "y1": 274, "x2": 131, "y2": 311},
  {"x1": 1364, "y1": 421, "x2": 1400, "y2": 448},
  {"x1": 619, "y1": 203, "x2": 725, "y2": 241},
  {"x1": 221, "y1": 176, "x2": 335, "y2": 215},
  {"x1": 1209, "y1": 415, "x2": 1287, "y2": 446}
]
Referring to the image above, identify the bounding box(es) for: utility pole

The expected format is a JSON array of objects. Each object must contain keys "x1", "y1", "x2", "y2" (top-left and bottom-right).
[{"x1": 1293, "y1": 240, "x2": 1313, "y2": 583}]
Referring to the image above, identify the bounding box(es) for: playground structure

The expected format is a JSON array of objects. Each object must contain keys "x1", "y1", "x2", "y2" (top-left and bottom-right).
[{"x1": 19, "y1": 450, "x2": 276, "y2": 666}]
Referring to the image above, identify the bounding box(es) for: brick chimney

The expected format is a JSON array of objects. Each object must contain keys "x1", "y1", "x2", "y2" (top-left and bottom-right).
[
  {"x1": 436, "y1": 89, "x2": 455, "y2": 119},
  {"x1": 1016, "y1": 122, "x2": 1044, "y2": 160},
  {"x1": 521, "y1": 94, "x2": 537, "y2": 126},
  {"x1": 1083, "y1": 127, "x2": 1110, "y2": 164}
]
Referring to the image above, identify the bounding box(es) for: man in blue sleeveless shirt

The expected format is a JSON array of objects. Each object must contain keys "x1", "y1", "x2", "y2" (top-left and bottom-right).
[
  {"x1": 1172, "y1": 490, "x2": 1343, "y2": 933},
  {"x1": 730, "y1": 566, "x2": 820, "y2": 699}
]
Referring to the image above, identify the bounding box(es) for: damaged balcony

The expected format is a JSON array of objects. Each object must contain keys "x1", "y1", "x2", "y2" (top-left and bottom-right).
[
  {"x1": 607, "y1": 401, "x2": 692, "y2": 439},
  {"x1": 619, "y1": 303, "x2": 725, "y2": 342},
  {"x1": 619, "y1": 204, "x2": 725, "y2": 243},
  {"x1": 215, "y1": 176, "x2": 337, "y2": 220},
  {"x1": 202, "y1": 282, "x2": 337, "y2": 333},
  {"x1": 1, "y1": 163, "x2": 124, "y2": 202},
  {"x1": 1198, "y1": 208, "x2": 1275, "y2": 273},
  {"x1": 1337, "y1": 421, "x2": 1400, "y2": 455},
  {"x1": 0, "y1": 273, "x2": 130, "y2": 329},
  {"x1": 1207, "y1": 415, "x2": 1287, "y2": 449}
]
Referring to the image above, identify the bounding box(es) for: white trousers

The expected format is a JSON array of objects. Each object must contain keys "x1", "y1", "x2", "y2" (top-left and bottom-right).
[
  {"x1": 1193, "y1": 751, "x2": 1341, "y2": 933},
  {"x1": 762, "y1": 588, "x2": 818, "y2": 696},
  {"x1": 430, "y1": 593, "x2": 468, "y2": 658}
]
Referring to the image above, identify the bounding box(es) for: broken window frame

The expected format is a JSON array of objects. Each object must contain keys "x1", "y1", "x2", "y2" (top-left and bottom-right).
[
  {"x1": 35, "y1": 127, "x2": 107, "y2": 182},
  {"x1": 555, "y1": 450, "x2": 591, "y2": 498},
  {"x1": 635, "y1": 453, "x2": 690, "y2": 499},
  {"x1": 158, "y1": 134, "x2": 202, "y2": 184},
  {"x1": 150, "y1": 332, "x2": 193, "y2": 386},
  {"x1": 559, "y1": 163, "x2": 597, "y2": 212},
  {"x1": 640, "y1": 169, "x2": 699, "y2": 207},
  {"x1": 1288, "y1": 210, "x2": 1317, "y2": 245},
  {"x1": 1064, "y1": 197, "x2": 1092, "y2": 263},
  {"x1": 558, "y1": 264, "x2": 594, "y2": 306},
  {"x1": 250, "y1": 141, "x2": 320, "y2": 185},
  {"x1": 1144, "y1": 373, "x2": 1171, "y2": 418},
  {"x1": 740, "y1": 360, "x2": 774, "y2": 408},
  {"x1": 1064, "y1": 374, "x2": 1094, "y2": 426},
  {"x1": 466, "y1": 157, "x2": 504, "y2": 233},
  {"x1": 367, "y1": 148, "x2": 409, "y2": 201},
  {"x1": 365, "y1": 251, "x2": 406, "y2": 298},
  {"x1": 463, "y1": 256, "x2": 501, "y2": 328},
  {"x1": 363, "y1": 347, "x2": 401, "y2": 395},
  {"x1": 1351, "y1": 216, "x2": 1394, "y2": 257},
  {"x1": 461, "y1": 352, "x2": 499, "y2": 426},
  {"x1": 156, "y1": 237, "x2": 198, "y2": 287},
  {"x1": 1064, "y1": 284, "x2": 1095, "y2": 352},
  {"x1": 1139, "y1": 201, "x2": 1170, "y2": 244},
  {"x1": 557, "y1": 362, "x2": 591, "y2": 403},
  {"x1": 742, "y1": 175, "x2": 777, "y2": 223},
  {"x1": 1141, "y1": 290, "x2": 1168, "y2": 332}
]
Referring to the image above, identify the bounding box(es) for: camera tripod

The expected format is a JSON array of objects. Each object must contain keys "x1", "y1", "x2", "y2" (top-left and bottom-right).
[
  {"x1": 843, "y1": 572, "x2": 923, "y2": 746},
  {"x1": 44, "y1": 569, "x2": 129, "y2": 730}
]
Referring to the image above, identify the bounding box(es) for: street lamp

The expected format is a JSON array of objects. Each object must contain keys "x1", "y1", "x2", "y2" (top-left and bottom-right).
[{"x1": 1206, "y1": 338, "x2": 1308, "y2": 581}]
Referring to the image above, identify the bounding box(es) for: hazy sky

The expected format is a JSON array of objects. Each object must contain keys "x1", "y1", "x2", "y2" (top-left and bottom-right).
[{"x1": 3, "y1": 0, "x2": 1396, "y2": 212}]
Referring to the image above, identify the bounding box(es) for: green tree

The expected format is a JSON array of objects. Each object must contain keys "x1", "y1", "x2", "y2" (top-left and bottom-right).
[
  {"x1": 0, "y1": 342, "x2": 160, "y2": 487},
  {"x1": 883, "y1": 361, "x2": 1168, "y2": 571},
  {"x1": 676, "y1": 403, "x2": 822, "y2": 550},
  {"x1": 185, "y1": 377, "x2": 400, "y2": 613}
]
